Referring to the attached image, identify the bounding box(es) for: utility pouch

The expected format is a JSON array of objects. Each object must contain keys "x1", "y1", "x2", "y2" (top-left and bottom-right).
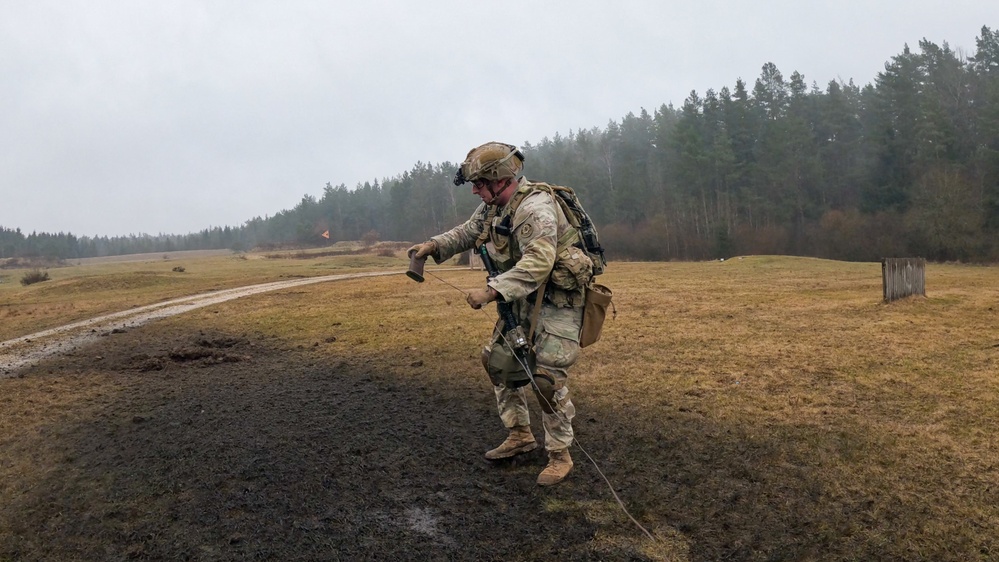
[
  {"x1": 580, "y1": 283, "x2": 613, "y2": 348},
  {"x1": 550, "y1": 245, "x2": 593, "y2": 293},
  {"x1": 486, "y1": 334, "x2": 534, "y2": 388}
]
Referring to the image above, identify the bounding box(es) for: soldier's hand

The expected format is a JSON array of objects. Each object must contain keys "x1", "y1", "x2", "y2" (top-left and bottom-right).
[
  {"x1": 407, "y1": 240, "x2": 436, "y2": 260},
  {"x1": 466, "y1": 286, "x2": 498, "y2": 309}
]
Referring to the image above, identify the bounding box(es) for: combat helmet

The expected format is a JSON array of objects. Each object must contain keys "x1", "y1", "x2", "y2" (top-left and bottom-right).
[{"x1": 453, "y1": 142, "x2": 525, "y2": 186}]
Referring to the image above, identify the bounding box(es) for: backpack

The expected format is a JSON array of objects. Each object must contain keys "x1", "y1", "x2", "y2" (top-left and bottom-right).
[
  {"x1": 511, "y1": 182, "x2": 607, "y2": 275},
  {"x1": 508, "y1": 181, "x2": 614, "y2": 348}
]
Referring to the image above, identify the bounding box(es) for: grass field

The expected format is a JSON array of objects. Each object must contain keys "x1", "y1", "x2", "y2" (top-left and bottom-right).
[
  {"x1": 1, "y1": 252, "x2": 997, "y2": 560},
  {"x1": 0, "y1": 244, "x2": 411, "y2": 342}
]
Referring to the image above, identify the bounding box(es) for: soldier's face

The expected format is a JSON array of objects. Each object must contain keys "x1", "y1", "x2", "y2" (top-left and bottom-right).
[
  {"x1": 472, "y1": 179, "x2": 497, "y2": 203},
  {"x1": 472, "y1": 178, "x2": 512, "y2": 205}
]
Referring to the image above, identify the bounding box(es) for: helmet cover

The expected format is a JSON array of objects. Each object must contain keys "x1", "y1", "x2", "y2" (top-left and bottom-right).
[{"x1": 454, "y1": 142, "x2": 525, "y2": 185}]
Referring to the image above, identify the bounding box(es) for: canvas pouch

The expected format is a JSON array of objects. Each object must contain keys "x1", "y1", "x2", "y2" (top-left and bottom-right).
[{"x1": 579, "y1": 283, "x2": 613, "y2": 348}]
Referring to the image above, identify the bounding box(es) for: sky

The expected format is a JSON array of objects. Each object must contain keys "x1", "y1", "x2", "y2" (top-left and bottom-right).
[{"x1": 1, "y1": 1, "x2": 995, "y2": 238}]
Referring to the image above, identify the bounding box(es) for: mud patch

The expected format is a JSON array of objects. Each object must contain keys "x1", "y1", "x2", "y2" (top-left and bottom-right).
[
  {"x1": 0, "y1": 325, "x2": 643, "y2": 561},
  {"x1": 167, "y1": 336, "x2": 251, "y2": 365}
]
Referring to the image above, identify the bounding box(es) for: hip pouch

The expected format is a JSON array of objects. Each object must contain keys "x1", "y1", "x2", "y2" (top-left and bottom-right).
[
  {"x1": 486, "y1": 339, "x2": 535, "y2": 388},
  {"x1": 580, "y1": 283, "x2": 613, "y2": 348}
]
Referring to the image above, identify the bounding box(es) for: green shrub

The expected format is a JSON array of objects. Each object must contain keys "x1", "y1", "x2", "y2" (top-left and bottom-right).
[{"x1": 20, "y1": 269, "x2": 50, "y2": 286}]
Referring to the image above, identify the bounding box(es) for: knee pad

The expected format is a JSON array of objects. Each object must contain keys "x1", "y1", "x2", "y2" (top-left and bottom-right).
[{"x1": 531, "y1": 368, "x2": 560, "y2": 414}]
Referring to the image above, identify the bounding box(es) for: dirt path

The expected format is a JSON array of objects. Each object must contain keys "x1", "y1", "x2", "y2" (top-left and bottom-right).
[{"x1": 0, "y1": 271, "x2": 401, "y2": 377}]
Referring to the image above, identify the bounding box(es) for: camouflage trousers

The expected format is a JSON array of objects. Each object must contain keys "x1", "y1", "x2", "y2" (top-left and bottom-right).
[{"x1": 488, "y1": 301, "x2": 582, "y2": 452}]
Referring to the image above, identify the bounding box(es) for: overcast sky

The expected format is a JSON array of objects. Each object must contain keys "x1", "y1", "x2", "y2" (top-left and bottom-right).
[{"x1": 1, "y1": 1, "x2": 994, "y2": 237}]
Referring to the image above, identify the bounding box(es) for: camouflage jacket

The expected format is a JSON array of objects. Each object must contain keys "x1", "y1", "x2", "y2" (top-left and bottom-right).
[{"x1": 430, "y1": 178, "x2": 594, "y2": 307}]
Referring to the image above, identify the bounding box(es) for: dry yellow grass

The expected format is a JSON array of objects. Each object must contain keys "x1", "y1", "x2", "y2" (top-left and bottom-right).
[
  {"x1": 162, "y1": 255, "x2": 999, "y2": 558},
  {"x1": 2, "y1": 254, "x2": 997, "y2": 559},
  {"x1": 0, "y1": 249, "x2": 412, "y2": 342}
]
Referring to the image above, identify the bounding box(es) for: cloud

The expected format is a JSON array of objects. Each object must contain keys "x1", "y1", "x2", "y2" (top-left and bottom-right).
[{"x1": 0, "y1": 0, "x2": 993, "y2": 236}]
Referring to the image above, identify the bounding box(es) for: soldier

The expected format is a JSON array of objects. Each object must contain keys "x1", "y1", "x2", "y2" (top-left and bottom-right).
[{"x1": 409, "y1": 142, "x2": 594, "y2": 486}]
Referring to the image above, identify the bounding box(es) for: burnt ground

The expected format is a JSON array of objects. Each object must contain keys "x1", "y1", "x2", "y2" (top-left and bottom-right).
[
  {"x1": 6, "y1": 319, "x2": 992, "y2": 561},
  {"x1": 1, "y1": 325, "x2": 674, "y2": 562}
]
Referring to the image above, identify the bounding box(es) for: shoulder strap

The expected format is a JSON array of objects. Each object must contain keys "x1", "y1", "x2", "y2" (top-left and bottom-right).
[
  {"x1": 474, "y1": 204, "x2": 497, "y2": 249},
  {"x1": 506, "y1": 183, "x2": 535, "y2": 217},
  {"x1": 503, "y1": 182, "x2": 585, "y2": 268},
  {"x1": 540, "y1": 185, "x2": 584, "y2": 252},
  {"x1": 476, "y1": 182, "x2": 535, "y2": 249}
]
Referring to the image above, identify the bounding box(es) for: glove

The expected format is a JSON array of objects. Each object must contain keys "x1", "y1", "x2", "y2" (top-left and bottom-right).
[
  {"x1": 407, "y1": 240, "x2": 437, "y2": 260},
  {"x1": 466, "y1": 286, "x2": 499, "y2": 310}
]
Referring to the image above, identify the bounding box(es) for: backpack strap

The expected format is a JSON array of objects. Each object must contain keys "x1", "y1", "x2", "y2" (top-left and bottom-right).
[
  {"x1": 474, "y1": 204, "x2": 497, "y2": 249},
  {"x1": 475, "y1": 180, "x2": 533, "y2": 249},
  {"x1": 509, "y1": 182, "x2": 582, "y2": 254}
]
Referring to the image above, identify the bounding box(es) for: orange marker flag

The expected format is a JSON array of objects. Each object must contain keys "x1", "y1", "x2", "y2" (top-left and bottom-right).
[{"x1": 321, "y1": 230, "x2": 330, "y2": 239}]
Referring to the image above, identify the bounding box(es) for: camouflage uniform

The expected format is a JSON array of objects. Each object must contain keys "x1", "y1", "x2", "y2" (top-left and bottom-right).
[{"x1": 429, "y1": 177, "x2": 594, "y2": 453}]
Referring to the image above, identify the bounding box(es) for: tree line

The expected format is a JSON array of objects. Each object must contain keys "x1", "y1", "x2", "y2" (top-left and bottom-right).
[{"x1": 3, "y1": 27, "x2": 997, "y2": 263}]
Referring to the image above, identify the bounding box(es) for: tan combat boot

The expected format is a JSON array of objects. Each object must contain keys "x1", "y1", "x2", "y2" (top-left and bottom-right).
[
  {"x1": 484, "y1": 425, "x2": 537, "y2": 460},
  {"x1": 536, "y1": 449, "x2": 573, "y2": 486}
]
